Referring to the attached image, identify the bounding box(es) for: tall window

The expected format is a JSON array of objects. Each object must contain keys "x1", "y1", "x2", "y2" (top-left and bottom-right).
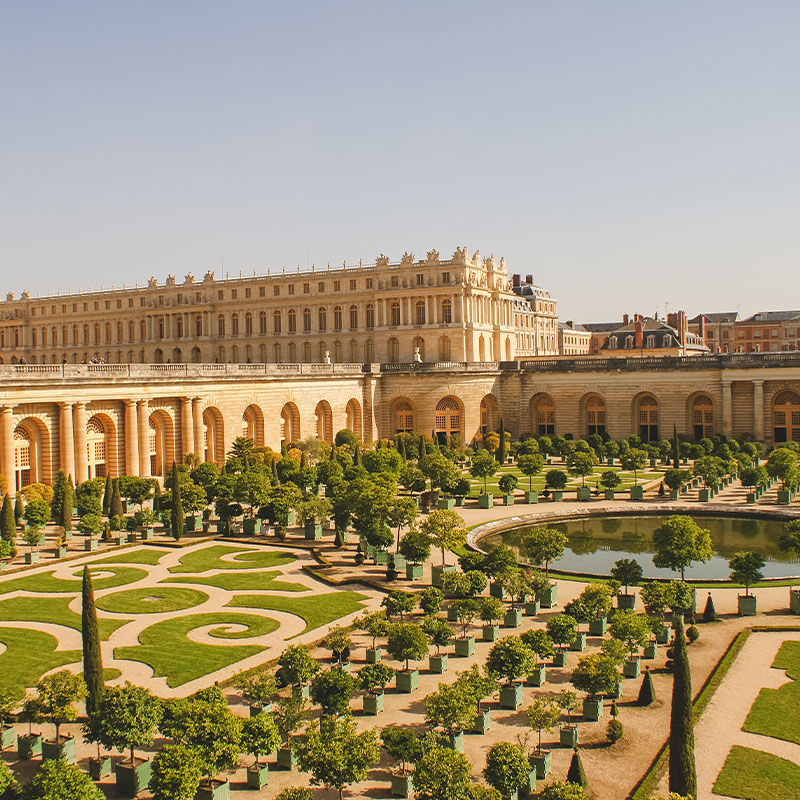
[
  {"x1": 394, "y1": 401, "x2": 414, "y2": 433},
  {"x1": 303, "y1": 308, "x2": 311, "y2": 333},
  {"x1": 288, "y1": 309, "x2": 296, "y2": 333},
  {"x1": 349, "y1": 305, "x2": 358, "y2": 331},
  {"x1": 586, "y1": 396, "x2": 606, "y2": 436},
  {"x1": 231, "y1": 314, "x2": 239, "y2": 336},
  {"x1": 773, "y1": 391, "x2": 800, "y2": 443},
  {"x1": 434, "y1": 397, "x2": 461, "y2": 444},
  {"x1": 388, "y1": 337, "x2": 399, "y2": 363},
  {"x1": 536, "y1": 396, "x2": 555, "y2": 435},
  {"x1": 365, "y1": 304, "x2": 374, "y2": 329},
  {"x1": 273, "y1": 310, "x2": 281, "y2": 333},
  {"x1": 259, "y1": 311, "x2": 267, "y2": 334},
  {"x1": 692, "y1": 395, "x2": 714, "y2": 440},
  {"x1": 218, "y1": 315, "x2": 225, "y2": 336},
  {"x1": 334, "y1": 306, "x2": 342, "y2": 331},
  {"x1": 390, "y1": 301, "x2": 401, "y2": 327},
  {"x1": 245, "y1": 313, "x2": 253, "y2": 335},
  {"x1": 318, "y1": 307, "x2": 327, "y2": 331},
  {"x1": 441, "y1": 299, "x2": 452, "y2": 324},
  {"x1": 638, "y1": 396, "x2": 659, "y2": 441},
  {"x1": 415, "y1": 301, "x2": 426, "y2": 325},
  {"x1": 349, "y1": 340, "x2": 359, "y2": 361},
  {"x1": 273, "y1": 343, "x2": 281, "y2": 362}
]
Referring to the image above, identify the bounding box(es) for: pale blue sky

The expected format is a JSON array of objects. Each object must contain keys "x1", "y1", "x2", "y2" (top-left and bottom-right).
[{"x1": 2, "y1": 1, "x2": 798, "y2": 321}]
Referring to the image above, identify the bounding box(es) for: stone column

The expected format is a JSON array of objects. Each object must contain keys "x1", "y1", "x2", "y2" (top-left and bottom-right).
[
  {"x1": 180, "y1": 397, "x2": 193, "y2": 460},
  {"x1": 58, "y1": 402, "x2": 75, "y2": 480},
  {"x1": 722, "y1": 381, "x2": 733, "y2": 438},
  {"x1": 73, "y1": 402, "x2": 88, "y2": 483},
  {"x1": 123, "y1": 399, "x2": 139, "y2": 476},
  {"x1": 192, "y1": 398, "x2": 204, "y2": 458},
  {"x1": 0, "y1": 406, "x2": 14, "y2": 494},
  {"x1": 753, "y1": 380, "x2": 765, "y2": 442},
  {"x1": 136, "y1": 401, "x2": 150, "y2": 476}
]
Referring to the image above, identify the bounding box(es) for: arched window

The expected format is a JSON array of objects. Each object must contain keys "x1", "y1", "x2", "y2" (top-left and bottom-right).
[
  {"x1": 435, "y1": 397, "x2": 461, "y2": 444},
  {"x1": 638, "y1": 395, "x2": 659, "y2": 441},
  {"x1": 139, "y1": 320, "x2": 146, "y2": 342},
  {"x1": 388, "y1": 337, "x2": 399, "y2": 363},
  {"x1": 365, "y1": 304, "x2": 374, "y2": 329},
  {"x1": 692, "y1": 395, "x2": 714, "y2": 440},
  {"x1": 773, "y1": 391, "x2": 800, "y2": 443},
  {"x1": 345, "y1": 398, "x2": 362, "y2": 438},
  {"x1": 349, "y1": 305, "x2": 358, "y2": 331},
  {"x1": 158, "y1": 318, "x2": 165, "y2": 339},
  {"x1": 175, "y1": 317, "x2": 183, "y2": 338},
  {"x1": 625, "y1": 335, "x2": 634, "y2": 349},
  {"x1": 105, "y1": 322, "x2": 112, "y2": 344},
  {"x1": 273, "y1": 310, "x2": 282, "y2": 333},
  {"x1": 412, "y1": 336, "x2": 425, "y2": 361},
  {"x1": 195, "y1": 315, "x2": 203, "y2": 336},
  {"x1": 303, "y1": 341, "x2": 311, "y2": 362},
  {"x1": 128, "y1": 321, "x2": 135, "y2": 342},
  {"x1": 333, "y1": 306, "x2": 342, "y2": 331},
  {"x1": 415, "y1": 301, "x2": 426, "y2": 325},
  {"x1": 480, "y1": 395, "x2": 499, "y2": 435},
  {"x1": 280, "y1": 403, "x2": 300, "y2": 445},
  {"x1": 333, "y1": 340, "x2": 342, "y2": 362},
  {"x1": 394, "y1": 401, "x2": 414, "y2": 434},
  {"x1": 586, "y1": 395, "x2": 606, "y2": 436},
  {"x1": 73, "y1": 325, "x2": 79, "y2": 345},
  {"x1": 259, "y1": 311, "x2": 267, "y2": 334},
  {"x1": 13, "y1": 427, "x2": 31, "y2": 490},
  {"x1": 288, "y1": 342, "x2": 297, "y2": 361},
  {"x1": 441, "y1": 299, "x2": 452, "y2": 324},
  {"x1": 245, "y1": 313, "x2": 253, "y2": 335},
  {"x1": 365, "y1": 338, "x2": 374, "y2": 362},
  {"x1": 318, "y1": 341, "x2": 327, "y2": 362},
  {"x1": 288, "y1": 309, "x2": 296, "y2": 333},
  {"x1": 390, "y1": 301, "x2": 401, "y2": 327},
  {"x1": 303, "y1": 308, "x2": 311, "y2": 333},
  {"x1": 217, "y1": 315, "x2": 225, "y2": 336},
  {"x1": 31, "y1": 329, "x2": 37, "y2": 347},
  {"x1": 42, "y1": 327, "x2": 48, "y2": 346},
  {"x1": 86, "y1": 417, "x2": 107, "y2": 478},
  {"x1": 273, "y1": 343, "x2": 281, "y2": 362},
  {"x1": 318, "y1": 307, "x2": 327, "y2": 331},
  {"x1": 315, "y1": 401, "x2": 333, "y2": 443},
  {"x1": 438, "y1": 335, "x2": 451, "y2": 361},
  {"x1": 349, "y1": 340, "x2": 359, "y2": 362},
  {"x1": 231, "y1": 313, "x2": 239, "y2": 336},
  {"x1": 535, "y1": 395, "x2": 555, "y2": 435}
]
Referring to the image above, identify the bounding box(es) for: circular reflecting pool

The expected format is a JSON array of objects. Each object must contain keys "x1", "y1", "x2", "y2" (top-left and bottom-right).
[{"x1": 479, "y1": 514, "x2": 800, "y2": 580}]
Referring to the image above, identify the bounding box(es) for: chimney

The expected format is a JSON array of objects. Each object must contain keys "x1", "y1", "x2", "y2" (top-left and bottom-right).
[
  {"x1": 525, "y1": 274, "x2": 533, "y2": 284},
  {"x1": 622, "y1": 313, "x2": 629, "y2": 325},
  {"x1": 667, "y1": 312, "x2": 678, "y2": 329},
  {"x1": 678, "y1": 310, "x2": 687, "y2": 334},
  {"x1": 698, "y1": 315, "x2": 706, "y2": 339},
  {"x1": 634, "y1": 319, "x2": 644, "y2": 348},
  {"x1": 566, "y1": 320, "x2": 574, "y2": 328},
  {"x1": 512, "y1": 273, "x2": 521, "y2": 287}
]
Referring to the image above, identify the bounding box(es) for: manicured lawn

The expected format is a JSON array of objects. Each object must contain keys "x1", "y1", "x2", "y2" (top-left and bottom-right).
[
  {"x1": 227, "y1": 590, "x2": 368, "y2": 635},
  {"x1": 96, "y1": 586, "x2": 209, "y2": 615},
  {"x1": 743, "y1": 641, "x2": 800, "y2": 745},
  {"x1": 169, "y1": 545, "x2": 296, "y2": 574},
  {"x1": 94, "y1": 548, "x2": 166, "y2": 565},
  {"x1": 164, "y1": 571, "x2": 306, "y2": 592},
  {"x1": 713, "y1": 745, "x2": 800, "y2": 800},
  {"x1": 0, "y1": 566, "x2": 148, "y2": 595},
  {"x1": 114, "y1": 612, "x2": 277, "y2": 687},
  {"x1": 0, "y1": 596, "x2": 126, "y2": 639},
  {"x1": 0, "y1": 627, "x2": 81, "y2": 699}
]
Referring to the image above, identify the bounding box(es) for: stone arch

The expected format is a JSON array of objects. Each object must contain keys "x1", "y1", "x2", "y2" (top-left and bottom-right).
[
  {"x1": 479, "y1": 394, "x2": 499, "y2": 436},
  {"x1": 632, "y1": 393, "x2": 660, "y2": 442},
  {"x1": 581, "y1": 393, "x2": 607, "y2": 438},
  {"x1": 391, "y1": 397, "x2": 415, "y2": 435},
  {"x1": 434, "y1": 396, "x2": 463, "y2": 444},
  {"x1": 201, "y1": 406, "x2": 224, "y2": 467},
  {"x1": 172, "y1": 347, "x2": 182, "y2": 363},
  {"x1": 315, "y1": 401, "x2": 333, "y2": 444},
  {"x1": 280, "y1": 403, "x2": 300, "y2": 447},
  {"x1": 191, "y1": 346, "x2": 201, "y2": 363},
  {"x1": 772, "y1": 389, "x2": 800, "y2": 444},
  {"x1": 153, "y1": 348, "x2": 163, "y2": 364},
  {"x1": 149, "y1": 409, "x2": 177, "y2": 476},
  {"x1": 687, "y1": 392, "x2": 714, "y2": 440},
  {"x1": 345, "y1": 398, "x2": 362, "y2": 440},
  {"x1": 531, "y1": 393, "x2": 556, "y2": 436},
  {"x1": 86, "y1": 412, "x2": 119, "y2": 478},
  {"x1": 13, "y1": 416, "x2": 51, "y2": 490},
  {"x1": 242, "y1": 404, "x2": 265, "y2": 447}
]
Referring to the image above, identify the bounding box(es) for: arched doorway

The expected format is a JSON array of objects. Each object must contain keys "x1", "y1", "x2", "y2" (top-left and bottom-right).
[
  {"x1": 280, "y1": 403, "x2": 300, "y2": 447},
  {"x1": 773, "y1": 390, "x2": 800, "y2": 444},
  {"x1": 13, "y1": 427, "x2": 32, "y2": 490},
  {"x1": 533, "y1": 394, "x2": 555, "y2": 436},
  {"x1": 692, "y1": 395, "x2": 714, "y2": 440},
  {"x1": 13, "y1": 417, "x2": 51, "y2": 490},
  {"x1": 586, "y1": 395, "x2": 606, "y2": 437},
  {"x1": 345, "y1": 399, "x2": 362, "y2": 440},
  {"x1": 202, "y1": 408, "x2": 224, "y2": 466},
  {"x1": 412, "y1": 336, "x2": 425, "y2": 362},
  {"x1": 434, "y1": 397, "x2": 462, "y2": 445},
  {"x1": 150, "y1": 410, "x2": 177, "y2": 475},
  {"x1": 191, "y1": 347, "x2": 201, "y2": 363},
  {"x1": 438, "y1": 335, "x2": 451, "y2": 361},
  {"x1": 86, "y1": 416, "x2": 108, "y2": 478},
  {"x1": 242, "y1": 404, "x2": 265, "y2": 446},
  {"x1": 637, "y1": 395, "x2": 659, "y2": 442},
  {"x1": 392, "y1": 399, "x2": 415, "y2": 435},
  {"x1": 315, "y1": 401, "x2": 333, "y2": 443},
  {"x1": 480, "y1": 395, "x2": 499, "y2": 436}
]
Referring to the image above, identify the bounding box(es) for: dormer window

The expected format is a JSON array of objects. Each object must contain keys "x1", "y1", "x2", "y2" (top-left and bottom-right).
[
  {"x1": 663, "y1": 334, "x2": 672, "y2": 347},
  {"x1": 646, "y1": 335, "x2": 656, "y2": 348},
  {"x1": 608, "y1": 336, "x2": 618, "y2": 349},
  {"x1": 625, "y1": 335, "x2": 634, "y2": 349}
]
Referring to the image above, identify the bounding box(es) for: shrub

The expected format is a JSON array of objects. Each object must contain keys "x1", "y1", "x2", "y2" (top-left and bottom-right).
[
  {"x1": 275, "y1": 790, "x2": 314, "y2": 800},
  {"x1": 606, "y1": 719, "x2": 624, "y2": 743},
  {"x1": 686, "y1": 626, "x2": 699, "y2": 643}
]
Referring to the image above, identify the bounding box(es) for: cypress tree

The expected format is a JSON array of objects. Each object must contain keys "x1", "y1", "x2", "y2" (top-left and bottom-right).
[
  {"x1": 566, "y1": 747, "x2": 587, "y2": 787},
  {"x1": 300, "y1": 451, "x2": 307, "y2": 468},
  {"x1": 81, "y1": 566, "x2": 104, "y2": 718},
  {"x1": 354, "y1": 443, "x2": 362, "y2": 467},
  {"x1": 271, "y1": 458, "x2": 279, "y2": 484},
  {"x1": 498, "y1": 417, "x2": 506, "y2": 463},
  {"x1": 637, "y1": 667, "x2": 656, "y2": 706},
  {"x1": 702, "y1": 593, "x2": 717, "y2": 623},
  {"x1": 673, "y1": 423, "x2": 680, "y2": 469},
  {"x1": 58, "y1": 490, "x2": 72, "y2": 532},
  {"x1": 153, "y1": 481, "x2": 162, "y2": 514},
  {"x1": 102, "y1": 475, "x2": 113, "y2": 516},
  {"x1": 68, "y1": 475, "x2": 76, "y2": 513},
  {"x1": 431, "y1": 431, "x2": 440, "y2": 453},
  {"x1": 1, "y1": 494, "x2": 16, "y2": 553},
  {"x1": 417, "y1": 437, "x2": 425, "y2": 460},
  {"x1": 170, "y1": 463, "x2": 184, "y2": 541},
  {"x1": 13, "y1": 496, "x2": 23, "y2": 526},
  {"x1": 110, "y1": 479, "x2": 124, "y2": 519},
  {"x1": 669, "y1": 616, "x2": 696, "y2": 797},
  {"x1": 51, "y1": 470, "x2": 69, "y2": 522},
  {"x1": 398, "y1": 438, "x2": 407, "y2": 461}
]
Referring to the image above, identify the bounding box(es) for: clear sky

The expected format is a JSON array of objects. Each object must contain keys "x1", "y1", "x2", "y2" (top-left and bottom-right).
[{"x1": 2, "y1": 1, "x2": 798, "y2": 321}]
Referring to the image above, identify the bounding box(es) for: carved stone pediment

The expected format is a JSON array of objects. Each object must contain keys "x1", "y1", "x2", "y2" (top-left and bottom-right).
[
  {"x1": 452, "y1": 246, "x2": 468, "y2": 265},
  {"x1": 376, "y1": 254, "x2": 390, "y2": 268},
  {"x1": 426, "y1": 249, "x2": 440, "y2": 264},
  {"x1": 400, "y1": 251, "x2": 415, "y2": 266}
]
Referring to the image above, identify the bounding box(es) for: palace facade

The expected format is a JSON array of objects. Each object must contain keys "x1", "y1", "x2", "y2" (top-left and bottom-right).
[{"x1": 2, "y1": 353, "x2": 800, "y2": 494}]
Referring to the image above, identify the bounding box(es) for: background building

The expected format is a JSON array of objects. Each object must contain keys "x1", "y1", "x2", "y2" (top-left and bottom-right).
[
  {"x1": 510, "y1": 274, "x2": 559, "y2": 357},
  {"x1": 558, "y1": 321, "x2": 591, "y2": 356}
]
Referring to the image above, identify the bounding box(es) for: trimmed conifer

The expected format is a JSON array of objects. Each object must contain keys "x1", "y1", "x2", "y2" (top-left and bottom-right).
[
  {"x1": 170, "y1": 463, "x2": 184, "y2": 541},
  {"x1": 702, "y1": 593, "x2": 717, "y2": 623},
  {"x1": 398, "y1": 438, "x2": 407, "y2": 461},
  {"x1": 417, "y1": 437, "x2": 425, "y2": 460},
  {"x1": 498, "y1": 417, "x2": 506, "y2": 463},
  {"x1": 669, "y1": 616, "x2": 697, "y2": 797},
  {"x1": 102, "y1": 475, "x2": 113, "y2": 516},
  {"x1": 637, "y1": 667, "x2": 656, "y2": 706},
  {"x1": 110, "y1": 479, "x2": 124, "y2": 519},
  {"x1": 271, "y1": 459, "x2": 279, "y2": 484},
  {"x1": 354, "y1": 443, "x2": 362, "y2": 466},
  {"x1": 13, "y1": 496, "x2": 23, "y2": 526},
  {"x1": 1, "y1": 494, "x2": 16, "y2": 552},
  {"x1": 82, "y1": 566, "x2": 104, "y2": 718},
  {"x1": 672, "y1": 423, "x2": 680, "y2": 470},
  {"x1": 51, "y1": 470, "x2": 69, "y2": 522},
  {"x1": 566, "y1": 747, "x2": 587, "y2": 787},
  {"x1": 58, "y1": 491, "x2": 72, "y2": 532},
  {"x1": 68, "y1": 475, "x2": 76, "y2": 512},
  {"x1": 153, "y1": 481, "x2": 162, "y2": 514}
]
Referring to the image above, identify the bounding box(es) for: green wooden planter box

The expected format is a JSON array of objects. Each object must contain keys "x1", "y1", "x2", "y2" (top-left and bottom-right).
[
  {"x1": 366, "y1": 646, "x2": 382, "y2": 664},
  {"x1": 390, "y1": 553, "x2": 407, "y2": 571},
  {"x1": 499, "y1": 683, "x2": 523, "y2": 710},
  {"x1": 617, "y1": 593, "x2": 636, "y2": 610},
  {"x1": 582, "y1": 696, "x2": 603, "y2": 721},
  {"x1": 560, "y1": 725, "x2": 578, "y2": 747},
  {"x1": 184, "y1": 515, "x2": 200, "y2": 531},
  {"x1": 552, "y1": 650, "x2": 567, "y2": 667},
  {"x1": 1, "y1": 726, "x2": 15, "y2": 750},
  {"x1": 629, "y1": 485, "x2": 644, "y2": 500},
  {"x1": 84, "y1": 537, "x2": 99, "y2": 551},
  {"x1": 390, "y1": 773, "x2": 413, "y2": 797},
  {"x1": 529, "y1": 750, "x2": 552, "y2": 779},
  {"x1": 286, "y1": 510, "x2": 296, "y2": 526},
  {"x1": 445, "y1": 731, "x2": 464, "y2": 751},
  {"x1": 588, "y1": 617, "x2": 607, "y2": 636},
  {"x1": 746, "y1": 492, "x2": 756, "y2": 504},
  {"x1": 304, "y1": 520, "x2": 322, "y2": 540},
  {"x1": 17, "y1": 733, "x2": 41, "y2": 759},
  {"x1": 276, "y1": 746, "x2": 298, "y2": 770},
  {"x1": 525, "y1": 664, "x2": 546, "y2": 687},
  {"x1": 454, "y1": 496, "x2": 465, "y2": 506},
  {"x1": 195, "y1": 779, "x2": 230, "y2": 800},
  {"x1": 482, "y1": 623, "x2": 499, "y2": 641},
  {"x1": 127, "y1": 531, "x2": 138, "y2": 543},
  {"x1": 429, "y1": 654, "x2": 449, "y2": 673},
  {"x1": 471, "y1": 709, "x2": 491, "y2": 733},
  {"x1": 24, "y1": 551, "x2": 39, "y2": 564},
  {"x1": 778, "y1": 489, "x2": 792, "y2": 505},
  {"x1": 669, "y1": 489, "x2": 680, "y2": 500},
  {"x1": 524, "y1": 598, "x2": 541, "y2": 616},
  {"x1": 489, "y1": 581, "x2": 506, "y2": 599},
  {"x1": 246, "y1": 765, "x2": 269, "y2": 790},
  {"x1": 790, "y1": 588, "x2": 800, "y2": 614},
  {"x1": 291, "y1": 684, "x2": 310, "y2": 700},
  {"x1": 643, "y1": 642, "x2": 657, "y2": 659},
  {"x1": 477, "y1": 493, "x2": 494, "y2": 508},
  {"x1": 89, "y1": 756, "x2": 112, "y2": 780},
  {"x1": 551, "y1": 491, "x2": 563, "y2": 501},
  {"x1": 405, "y1": 563, "x2": 423, "y2": 580},
  {"x1": 524, "y1": 491, "x2": 539, "y2": 504},
  {"x1": 604, "y1": 489, "x2": 616, "y2": 500},
  {"x1": 538, "y1": 584, "x2": 558, "y2": 608},
  {"x1": 447, "y1": 605, "x2": 459, "y2": 621},
  {"x1": 373, "y1": 549, "x2": 389, "y2": 565},
  {"x1": 115, "y1": 758, "x2": 152, "y2": 796},
  {"x1": 577, "y1": 487, "x2": 591, "y2": 502},
  {"x1": 54, "y1": 546, "x2": 67, "y2": 559},
  {"x1": 504, "y1": 609, "x2": 522, "y2": 628},
  {"x1": 437, "y1": 497, "x2": 455, "y2": 510},
  {"x1": 738, "y1": 594, "x2": 757, "y2": 616},
  {"x1": 699, "y1": 488, "x2": 711, "y2": 502},
  {"x1": 502, "y1": 494, "x2": 515, "y2": 506},
  {"x1": 656, "y1": 624, "x2": 672, "y2": 644},
  {"x1": 455, "y1": 637, "x2": 475, "y2": 657},
  {"x1": 569, "y1": 632, "x2": 586, "y2": 652},
  {"x1": 141, "y1": 527, "x2": 154, "y2": 540},
  {"x1": 242, "y1": 517, "x2": 261, "y2": 535},
  {"x1": 395, "y1": 669, "x2": 419, "y2": 694},
  {"x1": 363, "y1": 691, "x2": 385, "y2": 715},
  {"x1": 42, "y1": 736, "x2": 76, "y2": 763},
  {"x1": 431, "y1": 564, "x2": 455, "y2": 588},
  {"x1": 624, "y1": 657, "x2": 641, "y2": 679},
  {"x1": 519, "y1": 767, "x2": 537, "y2": 799}
]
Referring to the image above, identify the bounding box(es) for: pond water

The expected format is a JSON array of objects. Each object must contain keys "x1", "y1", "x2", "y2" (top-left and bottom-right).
[{"x1": 480, "y1": 514, "x2": 800, "y2": 580}]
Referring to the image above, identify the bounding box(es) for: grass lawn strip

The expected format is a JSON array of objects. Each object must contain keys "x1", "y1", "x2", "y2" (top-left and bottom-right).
[
  {"x1": 0, "y1": 566, "x2": 148, "y2": 595},
  {"x1": 93, "y1": 548, "x2": 166, "y2": 565},
  {"x1": 226, "y1": 590, "x2": 368, "y2": 635},
  {"x1": 96, "y1": 586, "x2": 209, "y2": 615},
  {"x1": 164, "y1": 571, "x2": 306, "y2": 592},
  {"x1": 713, "y1": 745, "x2": 800, "y2": 800},
  {"x1": 113, "y1": 612, "x2": 277, "y2": 688},
  {"x1": 743, "y1": 640, "x2": 800, "y2": 746},
  {"x1": 0, "y1": 627, "x2": 81, "y2": 700},
  {"x1": 0, "y1": 596, "x2": 126, "y2": 639},
  {"x1": 168, "y1": 545, "x2": 296, "y2": 574}
]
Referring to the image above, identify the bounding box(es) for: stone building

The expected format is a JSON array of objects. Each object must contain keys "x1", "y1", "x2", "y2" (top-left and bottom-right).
[
  {"x1": 510, "y1": 275, "x2": 559, "y2": 357},
  {"x1": 1, "y1": 354, "x2": 799, "y2": 493},
  {"x1": 0, "y1": 248, "x2": 524, "y2": 367},
  {"x1": 557, "y1": 321, "x2": 591, "y2": 356}
]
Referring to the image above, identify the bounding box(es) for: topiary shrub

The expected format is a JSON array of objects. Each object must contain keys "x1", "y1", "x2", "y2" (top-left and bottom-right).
[
  {"x1": 275, "y1": 789, "x2": 314, "y2": 800},
  {"x1": 606, "y1": 719, "x2": 624, "y2": 744},
  {"x1": 686, "y1": 626, "x2": 699, "y2": 644},
  {"x1": 702, "y1": 593, "x2": 717, "y2": 623}
]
